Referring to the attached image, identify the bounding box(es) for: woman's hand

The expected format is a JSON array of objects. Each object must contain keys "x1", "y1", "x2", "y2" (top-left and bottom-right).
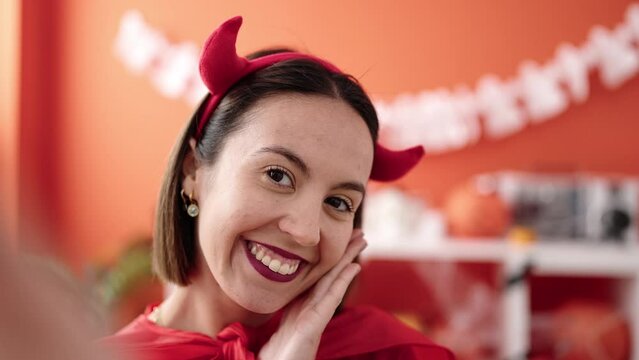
[{"x1": 257, "y1": 230, "x2": 367, "y2": 360}]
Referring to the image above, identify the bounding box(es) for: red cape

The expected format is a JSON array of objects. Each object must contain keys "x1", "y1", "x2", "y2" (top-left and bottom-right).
[{"x1": 101, "y1": 305, "x2": 454, "y2": 360}]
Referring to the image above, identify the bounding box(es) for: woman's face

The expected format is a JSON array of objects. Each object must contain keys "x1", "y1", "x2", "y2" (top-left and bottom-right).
[{"x1": 186, "y1": 94, "x2": 374, "y2": 314}]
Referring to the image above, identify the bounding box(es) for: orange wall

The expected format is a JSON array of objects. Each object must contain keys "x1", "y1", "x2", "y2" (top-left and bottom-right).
[
  {"x1": 17, "y1": 0, "x2": 639, "y2": 267},
  {"x1": 0, "y1": 0, "x2": 20, "y2": 244}
]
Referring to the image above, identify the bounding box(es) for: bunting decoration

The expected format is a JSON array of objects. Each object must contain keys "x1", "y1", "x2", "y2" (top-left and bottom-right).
[{"x1": 115, "y1": 3, "x2": 639, "y2": 154}]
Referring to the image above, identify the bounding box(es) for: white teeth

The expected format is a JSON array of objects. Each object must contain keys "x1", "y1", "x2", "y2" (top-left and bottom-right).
[
  {"x1": 249, "y1": 241, "x2": 302, "y2": 275},
  {"x1": 261, "y1": 255, "x2": 271, "y2": 267},
  {"x1": 269, "y1": 259, "x2": 281, "y2": 272},
  {"x1": 278, "y1": 263, "x2": 290, "y2": 275}
]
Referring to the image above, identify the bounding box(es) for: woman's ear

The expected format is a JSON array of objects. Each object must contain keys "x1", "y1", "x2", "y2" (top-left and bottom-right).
[{"x1": 181, "y1": 138, "x2": 199, "y2": 197}]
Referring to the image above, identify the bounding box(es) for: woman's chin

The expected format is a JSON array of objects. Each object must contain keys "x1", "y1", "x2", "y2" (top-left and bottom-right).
[
  {"x1": 235, "y1": 295, "x2": 289, "y2": 315},
  {"x1": 235, "y1": 296, "x2": 288, "y2": 315}
]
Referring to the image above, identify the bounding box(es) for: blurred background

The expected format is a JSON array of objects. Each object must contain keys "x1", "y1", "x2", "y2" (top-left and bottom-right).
[{"x1": 1, "y1": 0, "x2": 639, "y2": 359}]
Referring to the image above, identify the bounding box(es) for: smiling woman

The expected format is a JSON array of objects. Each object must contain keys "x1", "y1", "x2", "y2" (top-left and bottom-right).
[
  {"x1": 185, "y1": 94, "x2": 373, "y2": 316},
  {"x1": 100, "y1": 16, "x2": 452, "y2": 360}
]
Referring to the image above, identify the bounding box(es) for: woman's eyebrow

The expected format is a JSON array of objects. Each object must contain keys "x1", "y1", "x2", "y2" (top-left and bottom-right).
[
  {"x1": 332, "y1": 181, "x2": 366, "y2": 196},
  {"x1": 254, "y1": 146, "x2": 310, "y2": 176}
]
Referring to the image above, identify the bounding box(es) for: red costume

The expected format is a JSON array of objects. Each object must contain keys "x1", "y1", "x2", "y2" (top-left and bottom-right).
[{"x1": 102, "y1": 305, "x2": 454, "y2": 359}]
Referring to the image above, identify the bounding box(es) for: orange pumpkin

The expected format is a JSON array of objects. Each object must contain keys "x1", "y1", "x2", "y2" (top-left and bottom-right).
[
  {"x1": 550, "y1": 300, "x2": 631, "y2": 360},
  {"x1": 444, "y1": 177, "x2": 512, "y2": 238}
]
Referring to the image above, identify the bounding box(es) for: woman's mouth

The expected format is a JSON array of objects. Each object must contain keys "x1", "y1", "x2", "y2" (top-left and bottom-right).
[{"x1": 244, "y1": 239, "x2": 305, "y2": 282}]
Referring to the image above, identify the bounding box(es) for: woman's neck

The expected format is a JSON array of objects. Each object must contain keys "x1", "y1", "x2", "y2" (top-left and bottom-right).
[{"x1": 156, "y1": 269, "x2": 271, "y2": 338}]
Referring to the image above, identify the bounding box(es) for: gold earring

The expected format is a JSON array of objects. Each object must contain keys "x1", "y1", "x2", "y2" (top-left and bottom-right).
[{"x1": 181, "y1": 189, "x2": 199, "y2": 218}]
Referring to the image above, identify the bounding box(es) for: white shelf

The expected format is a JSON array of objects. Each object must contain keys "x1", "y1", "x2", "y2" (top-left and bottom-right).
[
  {"x1": 361, "y1": 238, "x2": 639, "y2": 359},
  {"x1": 362, "y1": 238, "x2": 639, "y2": 277},
  {"x1": 363, "y1": 239, "x2": 507, "y2": 262},
  {"x1": 528, "y1": 242, "x2": 639, "y2": 277}
]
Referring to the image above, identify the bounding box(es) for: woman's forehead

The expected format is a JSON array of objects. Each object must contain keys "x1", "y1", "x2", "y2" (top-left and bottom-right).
[
  {"x1": 231, "y1": 94, "x2": 374, "y2": 179},
  {"x1": 243, "y1": 94, "x2": 371, "y2": 141}
]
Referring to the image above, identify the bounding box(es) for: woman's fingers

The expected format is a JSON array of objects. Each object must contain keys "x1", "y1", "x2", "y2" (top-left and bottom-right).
[
  {"x1": 295, "y1": 261, "x2": 362, "y2": 336},
  {"x1": 259, "y1": 232, "x2": 368, "y2": 360},
  {"x1": 314, "y1": 262, "x2": 361, "y2": 314},
  {"x1": 307, "y1": 233, "x2": 367, "y2": 302}
]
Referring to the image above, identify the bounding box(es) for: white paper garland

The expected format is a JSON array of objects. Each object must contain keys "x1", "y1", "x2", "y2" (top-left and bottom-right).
[{"x1": 114, "y1": 3, "x2": 639, "y2": 154}]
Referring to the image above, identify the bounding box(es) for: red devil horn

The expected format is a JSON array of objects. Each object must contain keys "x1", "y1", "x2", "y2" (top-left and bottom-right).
[
  {"x1": 370, "y1": 144, "x2": 424, "y2": 182},
  {"x1": 199, "y1": 16, "x2": 249, "y2": 94},
  {"x1": 196, "y1": 16, "x2": 424, "y2": 182}
]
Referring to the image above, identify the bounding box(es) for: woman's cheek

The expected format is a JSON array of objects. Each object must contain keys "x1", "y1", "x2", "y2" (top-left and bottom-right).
[{"x1": 322, "y1": 231, "x2": 350, "y2": 267}]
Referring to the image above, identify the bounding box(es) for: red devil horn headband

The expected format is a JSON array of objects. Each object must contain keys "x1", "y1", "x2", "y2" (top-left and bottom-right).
[{"x1": 197, "y1": 16, "x2": 424, "y2": 181}]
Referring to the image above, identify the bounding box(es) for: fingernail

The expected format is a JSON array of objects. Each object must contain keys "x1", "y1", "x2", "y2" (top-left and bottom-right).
[{"x1": 350, "y1": 262, "x2": 362, "y2": 274}]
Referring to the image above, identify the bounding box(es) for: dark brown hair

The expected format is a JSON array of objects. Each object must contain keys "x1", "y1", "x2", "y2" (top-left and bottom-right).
[{"x1": 153, "y1": 51, "x2": 379, "y2": 285}]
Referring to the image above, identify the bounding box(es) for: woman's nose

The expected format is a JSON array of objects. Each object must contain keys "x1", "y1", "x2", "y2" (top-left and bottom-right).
[{"x1": 278, "y1": 200, "x2": 321, "y2": 247}]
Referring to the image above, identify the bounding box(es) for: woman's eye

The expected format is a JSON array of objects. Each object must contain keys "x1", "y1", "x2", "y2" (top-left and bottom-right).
[
  {"x1": 325, "y1": 197, "x2": 354, "y2": 213},
  {"x1": 266, "y1": 167, "x2": 293, "y2": 188}
]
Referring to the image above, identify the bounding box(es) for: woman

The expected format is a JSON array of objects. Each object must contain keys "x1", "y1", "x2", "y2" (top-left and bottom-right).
[{"x1": 103, "y1": 17, "x2": 453, "y2": 360}]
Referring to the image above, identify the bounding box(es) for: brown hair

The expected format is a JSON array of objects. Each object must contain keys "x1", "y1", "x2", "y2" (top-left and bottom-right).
[{"x1": 153, "y1": 51, "x2": 378, "y2": 285}]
